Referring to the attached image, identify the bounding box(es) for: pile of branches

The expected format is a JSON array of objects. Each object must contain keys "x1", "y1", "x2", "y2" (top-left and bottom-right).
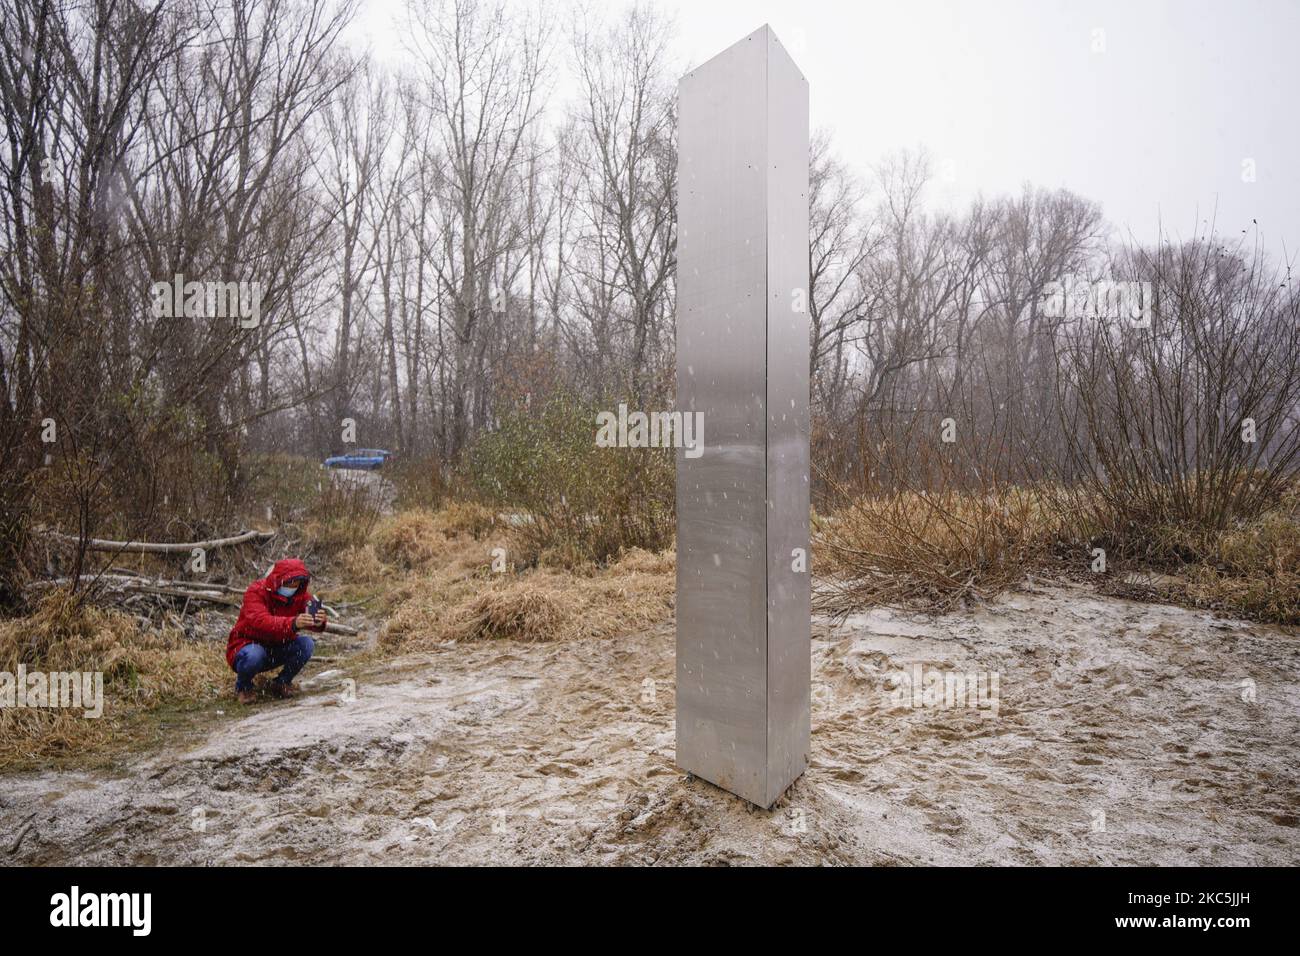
[
  {"x1": 24, "y1": 529, "x2": 357, "y2": 637},
  {"x1": 26, "y1": 571, "x2": 357, "y2": 636}
]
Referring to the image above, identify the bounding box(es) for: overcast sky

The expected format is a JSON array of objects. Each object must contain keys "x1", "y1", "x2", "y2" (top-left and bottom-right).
[{"x1": 351, "y1": 0, "x2": 1299, "y2": 263}]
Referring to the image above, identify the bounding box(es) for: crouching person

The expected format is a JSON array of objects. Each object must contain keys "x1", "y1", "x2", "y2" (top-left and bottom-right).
[{"x1": 226, "y1": 558, "x2": 326, "y2": 704}]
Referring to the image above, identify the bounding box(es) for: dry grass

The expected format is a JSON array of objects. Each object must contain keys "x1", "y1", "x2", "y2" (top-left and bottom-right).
[
  {"x1": 331, "y1": 505, "x2": 510, "y2": 611},
  {"x1": 0, "y1": 589, "x2": 228, "y2": 771},
  {"x1": 1181, "y1": 566, "x2": 1300, "y2": 624},
  {"x1": 367, "y1": 503, "x2": 500, "y2": 573},
  {"x1": 334, "y1": 543, "x2": 390, "y2": 594},
  {"x1": 434, "y1": 501, "x2": 498, "y2": 540},
  {"x1": 370, "y1": 510, "x2": 448, "y2": 570},
  {"x1": 1174, "y1": 500, "x2": 1300, "y2": 624},
  {"x1": 455, "y1": 583, "x2": 568, "y2": 642},
  {"x1": 815, "y1": 486, "x2": 1060, "y2": 614},
  {"x1": 816, "y1": 479, "x2": 1300, "y2": 624},
  {"x1": 608, "y1": 546, "x2": 676, "y2": 576},
  {"x1": 354, "y1": 505, "x2": 675, "y2": 652},
  {"x1": 380, "y1": 545, "x2": 675, "y2": 651},
  {"x1": 330, "y1": 505, "x2": 504, "y2": 642}
]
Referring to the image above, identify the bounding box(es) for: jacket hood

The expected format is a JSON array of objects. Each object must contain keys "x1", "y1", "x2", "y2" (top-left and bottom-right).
[{"x1": 264, "y1": 558, "x2": 311, "y2": 596}]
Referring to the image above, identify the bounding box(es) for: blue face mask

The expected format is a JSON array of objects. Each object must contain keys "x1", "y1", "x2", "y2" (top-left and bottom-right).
[{"x1": 276, "y1": 585, "x2": 299, "y2": 598}]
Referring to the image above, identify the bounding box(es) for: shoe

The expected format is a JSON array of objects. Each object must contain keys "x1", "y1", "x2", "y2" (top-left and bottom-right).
[
  {"x1": 268, "y1": 681, "x2": 298, "y2": 699},
  {"x1": 237, "y1": 689, "x2": 258, "y2": 705}
]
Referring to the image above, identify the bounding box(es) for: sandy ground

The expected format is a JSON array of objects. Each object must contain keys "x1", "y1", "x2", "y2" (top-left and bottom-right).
[{"x1": 2, "y1": 579, "x2": 1297, "y2": 865}]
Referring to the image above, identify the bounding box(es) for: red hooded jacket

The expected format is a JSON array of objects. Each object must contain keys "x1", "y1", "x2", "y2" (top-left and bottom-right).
[{"x1": 226, "y1": 558, "x2": 322, "y2": 668}]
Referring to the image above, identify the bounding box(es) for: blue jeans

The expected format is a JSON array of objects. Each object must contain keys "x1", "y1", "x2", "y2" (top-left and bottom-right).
[{"x1": 233, "y1": 635, "x2": 314, "y2": 692}]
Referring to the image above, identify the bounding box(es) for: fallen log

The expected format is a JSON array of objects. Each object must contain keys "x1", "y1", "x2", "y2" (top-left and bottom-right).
[
  {"x1": 134, "y1": 584, "x2": 241, "y2": 607},
  {"x1": 30, "y1": 573, "x2": 234, "y2": 594},
  {"x1": 37, "y1": 528, "x2": 274, "y2": 554}
]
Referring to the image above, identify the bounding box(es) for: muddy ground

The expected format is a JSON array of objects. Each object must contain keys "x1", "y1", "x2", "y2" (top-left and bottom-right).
[{"x1": 1, "y1": 579, "x2": 1297, "y2": 865}]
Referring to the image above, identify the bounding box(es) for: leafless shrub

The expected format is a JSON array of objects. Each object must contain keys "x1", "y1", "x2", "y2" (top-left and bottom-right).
[
  {"x1": 815, "y1": 413, "x2": 1059, "y2": 614},
  {"x1": 1055, "y1": 231, "x2": 1300, "y2": 561}
]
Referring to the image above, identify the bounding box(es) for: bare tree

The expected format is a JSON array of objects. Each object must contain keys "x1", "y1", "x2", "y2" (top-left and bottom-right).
[
  {"x1": 569, "y1": 1, "x2": 676, "y2": 402},
  {"x1": 405, "y1": 0, "x2": 550, "y2": 457}
]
